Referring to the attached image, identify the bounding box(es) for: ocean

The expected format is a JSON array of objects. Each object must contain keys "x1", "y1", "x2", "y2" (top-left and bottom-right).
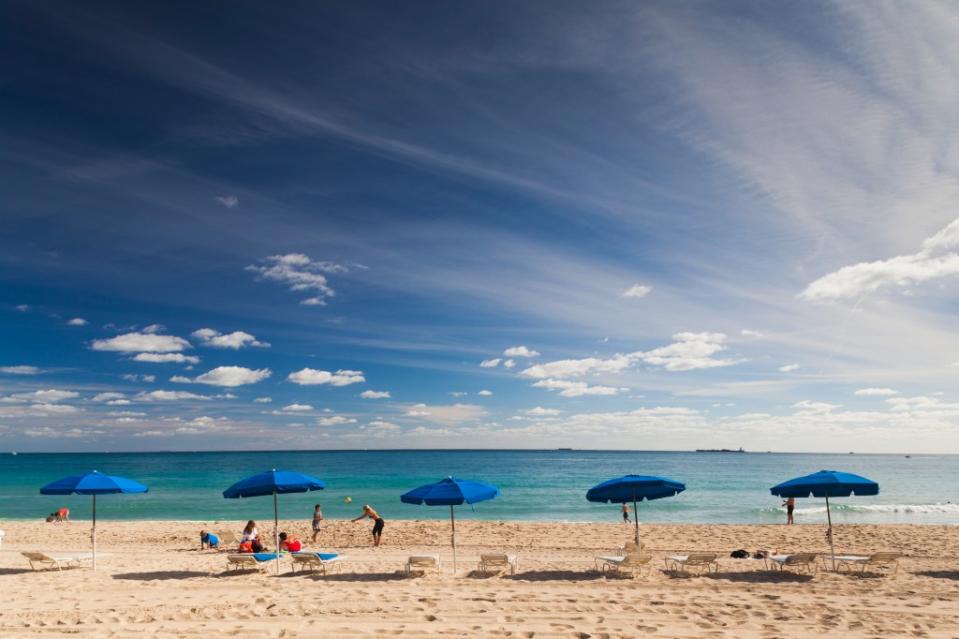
[{"x1": 2, "y1": 450, "x2": 957, "y2": 524}]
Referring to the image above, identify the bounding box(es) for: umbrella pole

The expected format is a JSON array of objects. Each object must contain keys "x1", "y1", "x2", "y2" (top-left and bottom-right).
[
  {"x1": 92, "y1": 494, "x2": 97, "y2": 571},
  {"x1": 633, "y1": 488, "x2": 640, "y2": 546},
  {"x1": 450, "y1": 504, "x2": 456, "y2": 575},
  {"x1": 633, "y1": 499, "x2": 640, "y2": 546},
  {"x1": 274, "y1": 489, "x2": 280, "y2": 576},
  {"x1": 825, "y1": 495, "x2": 835, "y2": 571}
]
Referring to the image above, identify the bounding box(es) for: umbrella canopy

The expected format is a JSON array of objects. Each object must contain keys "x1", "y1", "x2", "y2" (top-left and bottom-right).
[
  {"x1": 770, "y1": 470, "x2": 878, "y2": 499},
  {"x1": 40, "y1": 470, "x2": 148, "y2": 569},
  {"x1": 770, "y1": 470, "x2": 879, "y2": 570},
  {"x1": 401, "y1": 476, "x2": 499, "y2": 506},
  {"x1": 401, "y1": 477, "x2": 499, "y2": 572},
  {"x1": 223, "y1": 469, "x2": 325, "y2": 575},
  {"x1": 40, "y1": 471, "x2": 149, "y2": 495},
  {"x1": 587, "y1": 475, "x2": 686, "y2": 545},
  {"x1": 222, "y1": 469, "x2": 326, "y2": 499}
]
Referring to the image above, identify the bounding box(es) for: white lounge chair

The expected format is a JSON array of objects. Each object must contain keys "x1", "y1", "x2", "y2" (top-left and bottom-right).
[
  {"x1": 835, "y1": 552, "x2": 901, "y2": 575},
  {"x1": 290, "y1": 552, "x2": 347, "y2": 574},
  {"x1": 664, "y1": 552, "x2": 719, "y2": 574},
  {"x1": 226, "y1": 553, "x2": 278, "y2": 572},
  {"x1": 477, "y1": 553, "x2": 518, "y2": 575},
  {"x1": 22, "y1": 551, "x2": 96, "y2": 571},
  {"x1": 595, "y1": 542, "x2": 652, "y2": 577},
  {"x1": 405, "y1": 554, "x2": 441, "y2": 575},
  {"x1": 765, "y1": 553, "x2": 818, "y2": 574}
]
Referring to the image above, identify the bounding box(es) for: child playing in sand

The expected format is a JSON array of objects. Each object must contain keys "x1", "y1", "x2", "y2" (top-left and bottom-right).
[{"x1": 200, "y1": 530, "x2": 220, "y2": 550}]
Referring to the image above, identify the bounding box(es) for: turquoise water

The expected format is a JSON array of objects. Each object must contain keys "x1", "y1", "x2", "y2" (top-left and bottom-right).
[{"x1": 1, "y1": 450, "x2": 957, "y2": 524}]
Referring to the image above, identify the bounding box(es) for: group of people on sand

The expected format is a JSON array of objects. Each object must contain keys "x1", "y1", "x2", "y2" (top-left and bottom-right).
[{"x1": 199, "y1": 503, "x2": 387, "y2": 552}]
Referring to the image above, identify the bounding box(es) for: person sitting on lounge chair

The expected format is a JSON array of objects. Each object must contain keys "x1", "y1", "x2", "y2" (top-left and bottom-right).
[
  {"x1": 278, "y1": 532, "x2": 302, "y2": 552},
  {"x1": 239, "y1": 520, "x2": 264, "y2": 552}
]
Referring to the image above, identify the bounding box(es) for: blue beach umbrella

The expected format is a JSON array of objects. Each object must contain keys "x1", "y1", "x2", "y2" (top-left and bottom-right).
[
  {"x1": 401, "y1": 476, "x2": 499, "y2": 572},
  {"x1": 587, "y1": 475, "x2": 686, "y2": 545},
  {"x1": 223, "y1": 469, "x2": 325, "y2": 574},
  {"x1": 771, "y1": 469, "x2": 879, "y2": 569},
  {"x1": 40, "y1": 470, "x2": 149, "y2": 569}
]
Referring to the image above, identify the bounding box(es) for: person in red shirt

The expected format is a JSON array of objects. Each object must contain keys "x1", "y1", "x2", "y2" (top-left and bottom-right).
[
  {"x1": 278, "y1": 532, "x2": 301, "y2": 552},
  {"x1": 55, "y1": 508, "x2": 69, "y2": 522}
]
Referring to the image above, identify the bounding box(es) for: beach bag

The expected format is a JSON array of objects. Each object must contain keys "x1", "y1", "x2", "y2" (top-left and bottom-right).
[{"x1": 238, "y1": 541, "x2": 253, "y2": 553}]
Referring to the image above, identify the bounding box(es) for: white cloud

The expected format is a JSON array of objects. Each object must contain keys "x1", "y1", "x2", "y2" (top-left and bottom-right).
[
  {"x1": 448, "y1": 391, "x2": 467, "y2": 397},
  {"x1": 282, "y1": 403, "x2": 314, "y2": 412},
  {"x1": 254, "y1": 397, "x2": 272, "y2": 403},
  {"x1": 133, "y1": 353, "x2": 200, "y2": 364},
  {"x1": 91, "y1": 332, "x2": 191, "y2": 353},
  {"x1": 215, "y1": 194, "x2": 239, "y2": 208},
  {"x1": 532, "y1": 379, "x2": 624, "y2": 397},
  {"x1": 318, "y1": 415, "x2": 358, "y2": 426},
  {"x1": 137, "y1": 390, "x2": 211, "y2": 401},
  {"x1": 480, "y1": 358, "x2": 501, "y2": 368},
  {"x1": 503, "y1": 359, "x2": 516, "y2": 369},
  {"x1": 477, "y1": 389, "x2": 493, "y2": 396},
  {"x1": 801, "y1": 217, "x2": 959, "y2": 303},
  {"x1": 191, "y1": 328, "x2": 269, "y2": 349},
  {"x1": 67, "y1": 317, "x2": 88, "y2": 326},
  {"x1": 778, "y1": 363, "x2": 800, "y2": 372},
  {"x1": 92, "y1": 392, "x2": 126, "y2": 402},
  {"x1": 521, "y1": 333, "x2": 742, "y2": 377},
  {"x1": 503, "y1": 346, "x2": 540, "y2": 358},
  {"x1": 191, "y1": 366, "x2": 272, "y2": 387},
  {"x1": 360, "y1": 390, "x2": 391, "y2": 399},
  {"x1": 621, "y1": 283, "x2": 652, "y2": 299},
  {"x1": 13, "y1": 389, "x2": 79, "y2": 402},
  {"x1": 169, "y1": 375, "x2": 192, "y2": 383},
  {"x1": 520, "y1": 354, "x2": 634, "y2": 379},
  {"x1": 525, "y1": 406, "x2": 563, "y2": 416},
  {"x1": 141, "y1": 324, "x2": 165, "y2": 334},
  {"x1": 15, "y1": 304, "x2": 29, "y2": 312},
  {"x1": 405, "y1": 403, "x2": 487, "y2": 425},
  {"x1": 855, "y1": 387, "x2": 899, "y2": 396},
  {"x1": 122, "y1": 373, "x2": 156, "y2": 383},
  {"x1": 106, "y1": 399, "x2": 131, "y2": 406},
  {"x1": 740, "y1": 329, "x2": 763, "y2": 338},
  {"x1": 30, "y1": 403, "x2": 79, "y2": 414},
  {"x1": 246, "y1": 254, "x2": 347, "y2": 306},
  {"x1": 640, "y1": 332, "x2": 742, "y2": 372},
  {"x1": 0, "y1": 365, "x2": 42, "y2": 375},
  {"x1": 287, "y1": 368, "x2": 365, "y2": 386}
]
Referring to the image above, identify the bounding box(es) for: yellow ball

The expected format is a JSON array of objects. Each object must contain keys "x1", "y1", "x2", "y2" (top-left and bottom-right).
[{"x1": 343, "y1": 496, "x2": 352, "y2": 504}]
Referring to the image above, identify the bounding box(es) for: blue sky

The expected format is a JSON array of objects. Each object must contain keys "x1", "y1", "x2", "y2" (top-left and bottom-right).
[{"x1": 4, "y1": 1, "x2": 959, "y2": 452}]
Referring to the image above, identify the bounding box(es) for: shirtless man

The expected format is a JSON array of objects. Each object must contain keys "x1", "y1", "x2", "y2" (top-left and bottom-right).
[{"x1": 351, "y1": 504, "x2": 385, "y2": 546}]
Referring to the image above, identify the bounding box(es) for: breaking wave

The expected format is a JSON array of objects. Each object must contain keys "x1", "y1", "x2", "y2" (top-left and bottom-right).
[{"x1": 761, "y1": 503, "x2": 959, "y2": 516}]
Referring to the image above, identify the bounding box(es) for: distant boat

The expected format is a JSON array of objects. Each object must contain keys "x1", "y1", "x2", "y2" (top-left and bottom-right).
[
  {"x1": 695, "y1": 447, "x2": 745, "y2": 453},
  {"x1": 557, "y1": 447, "x2": 573, "y2": 451}
]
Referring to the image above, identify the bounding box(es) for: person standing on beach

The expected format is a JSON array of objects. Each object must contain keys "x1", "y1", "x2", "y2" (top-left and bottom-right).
[
  {"x1": 351, "y1": 504, "x2": 385, "y2": 547},
  {"x1": 311, "y1": 503, "x2": 324, "y2": 543},
  {"x1": 784, "y1": 497, "x2": 795, "y2": 525},
  {"x1": 621, "y1": 503, "x2": 631, "y2": 524}
]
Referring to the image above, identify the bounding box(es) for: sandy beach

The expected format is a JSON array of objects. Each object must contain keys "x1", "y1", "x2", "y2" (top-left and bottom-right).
[{"x1": 1, "y1": 519, "x2": 958, "y2": 638}]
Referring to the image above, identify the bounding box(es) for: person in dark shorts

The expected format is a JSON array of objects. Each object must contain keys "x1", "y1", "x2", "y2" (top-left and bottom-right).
[
  {"x1": 311, "y1": 504, "x2": 324, "y2": 543},
  {"x1": 621, "y1": 503, "x2": 631, "y2": 524},
  {"x1": 352, "y1": 504, "x2": 385, "y2": 546},
  {"x1": 784, "y1": 497, "x2": 795, "y2": 525}
]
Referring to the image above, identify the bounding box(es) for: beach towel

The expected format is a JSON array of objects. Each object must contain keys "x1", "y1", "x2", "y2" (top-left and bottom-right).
[{"x1": 253, "y1": 553, "x2": 278, "y2": 562}]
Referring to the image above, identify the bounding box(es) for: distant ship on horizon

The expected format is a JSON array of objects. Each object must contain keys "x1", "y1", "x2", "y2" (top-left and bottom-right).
[{"x1": 695, "y1": 447, "x2": 745, "y2": 453}]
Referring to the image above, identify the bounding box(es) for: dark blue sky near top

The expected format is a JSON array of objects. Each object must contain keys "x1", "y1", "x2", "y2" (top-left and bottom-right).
[{"x1": 2, "y1": 1, "x2": 959, "y2": 452}]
